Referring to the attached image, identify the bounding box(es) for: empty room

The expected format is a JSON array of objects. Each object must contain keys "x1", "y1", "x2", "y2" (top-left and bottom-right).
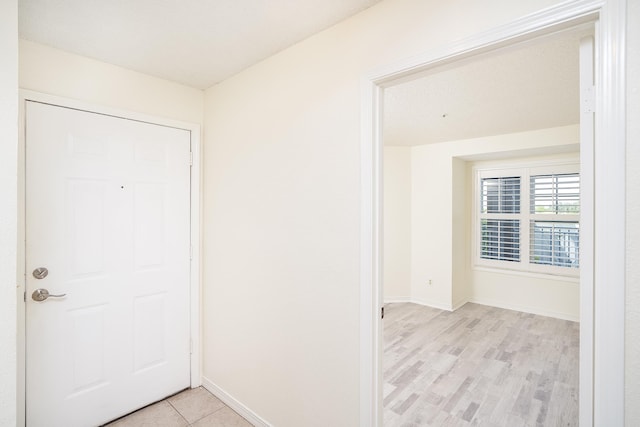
[
  {"x1": 1, "y1": 0, "x2": 637, "y2": 426},
  {"x1": 382, "y1": 30, "x2": 584, "y2": 425}
]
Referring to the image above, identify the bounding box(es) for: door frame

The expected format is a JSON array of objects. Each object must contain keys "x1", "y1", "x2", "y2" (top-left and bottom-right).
[
  {"x1": 16, "y1": 90, "x2": 203, "y2": 426},
  {"x1": 359, "y1": 0, "x2": 626, "y2": 426}
]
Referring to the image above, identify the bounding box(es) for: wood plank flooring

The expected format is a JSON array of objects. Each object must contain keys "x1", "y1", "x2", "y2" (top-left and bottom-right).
[{"x1": 383, "y1": 303, "x2": 579, "y2": 426}]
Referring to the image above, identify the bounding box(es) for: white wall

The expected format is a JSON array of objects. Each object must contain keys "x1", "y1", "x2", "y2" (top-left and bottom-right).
[
  {"x1": 1, "y1": 1, "x2": 636, "y2": 426},
  {"x1": 383, "y1": 146, "x2": 412, "y2": 300},
  {"x1": 626, "y1": 0, "x2": 640, "y2": 422},
  {"x1": 9, "y1": 0, "x2": 637, "y2": 425},
  {"x1": 468, "y1": 268, "x2": 579, "y2": 319},
  {"x1": 19, "y1": 40, "x2": 204, "y2": 124},
  {"x1": 0, "y1": 1, "x2": 18, "y2": 425},
  {"x1": 467, "y1": 154, "x2": 581, "y2": 321},
  {"x1": 452, "y1": 157, "x2": 470, "y2": 309},
  {"x1": 384, "y1": 127, "x2": 580, "y2": 319},
  {"x1": 410, "y1": 125, "x2": 580, "y2": 319},
  {"x1": 410, "y1": 143, "x2": 456, "y2": 309},
  {"x1": 202, "y1": 1, "x2": 570, "y2": 424}
]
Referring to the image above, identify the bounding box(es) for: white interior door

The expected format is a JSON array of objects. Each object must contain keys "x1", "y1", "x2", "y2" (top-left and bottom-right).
[{"x1": 25, "y1": 101, "x2": 192, "y2": 427}]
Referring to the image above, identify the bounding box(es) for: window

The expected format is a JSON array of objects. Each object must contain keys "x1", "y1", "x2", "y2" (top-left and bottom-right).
[
  {"x1": 480, "y1": 176, "x2": 521, "y2": 262},
  {"x1": 529, "y1": 173, "x2": 580, "y2": 269},
  {"x1": 475, "y1": 164, "x2": 580, "y2": 276}
]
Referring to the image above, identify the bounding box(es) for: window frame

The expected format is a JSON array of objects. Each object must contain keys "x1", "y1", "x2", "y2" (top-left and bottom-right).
[{"x1": 473, "y1": 161, "x2": 580, "y2": 278}]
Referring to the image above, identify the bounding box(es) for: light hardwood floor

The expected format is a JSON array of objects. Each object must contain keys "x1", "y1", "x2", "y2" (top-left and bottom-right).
[{"x1": 383, "y1": 302, "x2": 579, "y2": 427}]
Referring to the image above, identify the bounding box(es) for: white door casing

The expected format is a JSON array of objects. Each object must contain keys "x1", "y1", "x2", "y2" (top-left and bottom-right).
[
  {"x1": 25, "y1": 101, "x2": 192, "y2": 426},
  {"x1": 578, "y1": 34, "x2": 595, "y2": 427}
]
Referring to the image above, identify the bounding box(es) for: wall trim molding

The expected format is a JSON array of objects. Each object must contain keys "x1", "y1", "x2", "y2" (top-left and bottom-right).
[
  {"x1": 410, "y1": 297, "x2": 453, "y2": 312},
  {"x1": 452, "y1": 299, "x2": 469, "y2": 312},
  {"x1": 385, "y1": 297, "x2": 453, "y2": 311},
  {"x1": 383, "y1": 297, "x2": 578, "y2": 322},
  {"x1": 383, "y1": 296, "x2": 411, "y2": 304},
  {"x1": 467, "y1": 298, "x2": 579, "y2": 322},
  {"x1": 201, "y1": 377, "x2": 272, "y2": 427}
]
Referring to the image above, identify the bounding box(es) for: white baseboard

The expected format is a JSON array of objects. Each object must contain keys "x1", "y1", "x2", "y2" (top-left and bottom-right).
[
  {"x1": 383, "y1": 296, "x2": 411, "y2": 304},
  {"x1": 391, "y1": 296, "x2": 454, "y2": 312},
  {"x1": 452, "y1": 298, "x2": 469, "y2": 311},
  {"x1": 201, "y1": 377, "x2": 272, "y2": 427},
  {"x1": 383, "y1": 296, "x2": 576, "y2": 321},
  {"x1": 411, "y1": 297, "x2": 455, "y2": 311},
  {"x1": 468, "y1": 297, "x2": 579, "y2": 322}
]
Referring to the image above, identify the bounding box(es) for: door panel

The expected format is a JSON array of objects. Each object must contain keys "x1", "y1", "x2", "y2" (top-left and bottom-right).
[{"x1": 26, "y1": 101, "x2": 191, "y2": 427}]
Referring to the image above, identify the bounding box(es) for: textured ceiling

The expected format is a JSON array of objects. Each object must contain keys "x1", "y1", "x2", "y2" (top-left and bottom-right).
[
  {"x1": 384, "y1": 30, "x2": 590, "y2": 146},
  {"x1": 19, "y1": 0, "x2": 383, "y2": 89}
]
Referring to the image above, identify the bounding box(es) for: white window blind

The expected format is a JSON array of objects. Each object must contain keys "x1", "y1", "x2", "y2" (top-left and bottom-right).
[
  {"x1": 530, "y1": 173, "x2": 580, "y2": 214},
  {"x1": 480, "y1": 176, "x2": 521, "y2": 262},
  {"x1": 476, "y1": 165, "x2": 580, "y2": 275},
  {"x1": 530, "y1": 221, "x2": 579, "y2": 268},
  {"x1": 481, "y1": 176, "x2": 521, "y2": 214},
  {"x1": 529, "y1": 172, "x2": 580, "y2": 269},
  {"x1": 480, "y1": 219, "x2": 520, "y2": 262}
]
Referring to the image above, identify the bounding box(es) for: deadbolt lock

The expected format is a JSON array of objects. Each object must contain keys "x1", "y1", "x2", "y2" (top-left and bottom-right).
[{"x1": 32, "y1": 267, "x2": 48, "y2": 280}]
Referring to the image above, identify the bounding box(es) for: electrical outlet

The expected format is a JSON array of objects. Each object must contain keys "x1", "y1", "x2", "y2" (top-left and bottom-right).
[{"x1": 428, "y1": 279, "x2": 432, "y2": 286}]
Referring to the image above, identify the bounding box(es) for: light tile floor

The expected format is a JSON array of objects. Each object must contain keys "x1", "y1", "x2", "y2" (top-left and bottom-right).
[
  {"x1": 383, "y1": 302, "x2": 579, "y2": 426},
  {"x1": 105, "y1": 387, "x2": 253, "y2": 427}
]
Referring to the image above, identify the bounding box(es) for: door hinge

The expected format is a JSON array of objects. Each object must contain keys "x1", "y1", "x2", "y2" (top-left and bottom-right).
[
  {"x1": 381, "y1": 306, "x2": 384, "y2": 319},
  {"x1": 582, "y1": 85, "x2": 595, "y2": 113},
  {"x1": 189, "y1": 245, "x2": 193, "y2": 260},
  {"x1": 24, "y1": 291, "x2": 26, "y2": 302},
  {"x1": 189, "y1": 152, "x2": 193, "y2": 166}
]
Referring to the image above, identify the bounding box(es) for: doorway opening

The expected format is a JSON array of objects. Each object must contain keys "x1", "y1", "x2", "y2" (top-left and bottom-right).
[
  {"x1": 381, "y1": 27, "x2": 589, "y2": 425},
  {"x1": 360, "y1": 2, "x2": 626, "y2": 426}
]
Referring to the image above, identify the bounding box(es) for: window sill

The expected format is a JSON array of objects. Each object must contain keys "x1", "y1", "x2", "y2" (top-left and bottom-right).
[{"x1": 472, "y1": 265, "x2": 580, "y2": 283}]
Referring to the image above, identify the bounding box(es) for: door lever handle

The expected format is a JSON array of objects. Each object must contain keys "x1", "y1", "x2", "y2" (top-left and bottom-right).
[{"x1": 32, "y1": 288, "x2": 67, "y2": 302}]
